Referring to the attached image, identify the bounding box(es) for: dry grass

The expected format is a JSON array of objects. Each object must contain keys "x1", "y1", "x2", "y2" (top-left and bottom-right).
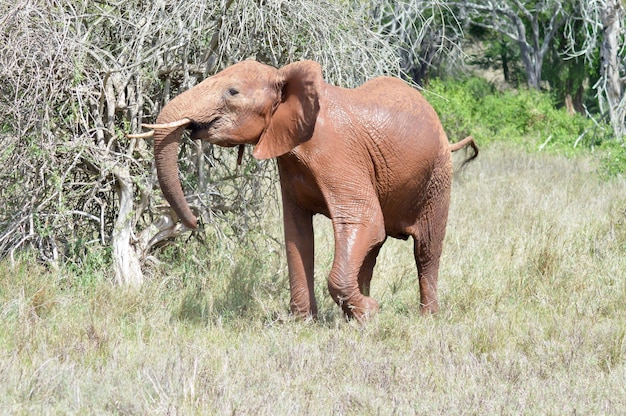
[{"x1": 1, "y1": 145, "x2": 625, "y2": 415}]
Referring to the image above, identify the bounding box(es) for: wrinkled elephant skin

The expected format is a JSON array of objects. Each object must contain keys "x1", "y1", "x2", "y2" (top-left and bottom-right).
[{"x1": 145, "y1": 60, "x2": 477, "y2": 321}]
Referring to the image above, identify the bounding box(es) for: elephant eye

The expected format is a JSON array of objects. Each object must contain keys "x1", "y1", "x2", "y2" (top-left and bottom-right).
[{"x1": 227, "y1": 87, "x2": 239, "y2": 96}]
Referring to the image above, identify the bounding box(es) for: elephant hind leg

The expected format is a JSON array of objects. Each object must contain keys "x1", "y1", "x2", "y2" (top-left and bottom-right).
[
  {"x1": 411, "y1": 157, "x2": 452, "y2": 314},
  {"x1": 412, "y1": 209, "x2": 448, "y2": 314},
  {"x1": 414, "y1": 239, "x2": 442, "y2": 314}
]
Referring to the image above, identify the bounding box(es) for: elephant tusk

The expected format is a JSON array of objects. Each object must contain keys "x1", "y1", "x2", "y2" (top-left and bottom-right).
[
  {"x1": 126, "y1": 117, "x2": 192, "y2": 139},
  {"x1": 141, "y1": 118, "x2": 191, "y2": 129},
  {"x1": 126, "y1": 131, "x2": 155, "y2": 139}
]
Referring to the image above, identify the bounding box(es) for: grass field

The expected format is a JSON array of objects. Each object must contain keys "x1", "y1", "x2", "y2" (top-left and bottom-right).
[{"x1": 1, "y1": 144, "x2": 625, "y2": 415}]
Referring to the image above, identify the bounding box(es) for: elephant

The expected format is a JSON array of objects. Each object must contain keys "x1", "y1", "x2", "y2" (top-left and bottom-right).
[{"x1": 133, "y1": 60, "x2": 477, "y2": 321}]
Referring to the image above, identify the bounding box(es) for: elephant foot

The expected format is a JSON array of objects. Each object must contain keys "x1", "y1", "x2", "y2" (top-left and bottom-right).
[
  {"x1": 343, "y1": 296, "x2": 379, "y2": 323},
  {"x1": 291, "y1": 310, "x2": 317, "y2": 321},
  {"x1": 290, "y1": 304, "x2": 318, "y2": 321},
  {"x1": 419, "y1": 300, "x2": 439, "y2": 315}
]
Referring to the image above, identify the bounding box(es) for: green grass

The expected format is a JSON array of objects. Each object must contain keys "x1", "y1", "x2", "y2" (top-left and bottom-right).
[{"x1": 1, "y1": 145, "x2": 626, "y2": 414}]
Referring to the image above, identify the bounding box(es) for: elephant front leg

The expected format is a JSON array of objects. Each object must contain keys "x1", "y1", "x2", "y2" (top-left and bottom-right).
[
  {"x1": 282, "y1": 197, "x2": 317, "y2": 318},
  {"x1": 328, "y1": 220, "x2": 386, "y2": 322}
]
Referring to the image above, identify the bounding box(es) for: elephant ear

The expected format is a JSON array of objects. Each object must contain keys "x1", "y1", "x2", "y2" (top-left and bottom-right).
[{"x1": 253, "y1": 60, "x2": 322, "y2": 160}]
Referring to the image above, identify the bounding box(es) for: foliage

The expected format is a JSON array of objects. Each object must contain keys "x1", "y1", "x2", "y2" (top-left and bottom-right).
[
  {"x1": 600, "y1": 142, "x2": 626, "y2": 177},
  {"x1": 427, "y1": 76, "x2": 626, "y2": 175},
  {"x1": 448, "y1": 0, "x2": 569, "y2": 89},
  {"x1": 543, "y1": 9, "x2": 600, "y2": 113},
  {"x1": 564, "y1": 0, "x2": 626, "y2": 140},
  {"x1": 427, "y1": 76, "x2": 613, "y2": 149},
  {"x1": 467, "y1": 13, "x2": 601, "y2": 113},
  {"x1": 466, "y1": 26, "x2": 526, "y2": 85}
]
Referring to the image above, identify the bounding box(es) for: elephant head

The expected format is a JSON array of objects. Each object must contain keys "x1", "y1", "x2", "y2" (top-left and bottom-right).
[{"x1": 141, "y1": 60, "x2": 322, "y2": 228}]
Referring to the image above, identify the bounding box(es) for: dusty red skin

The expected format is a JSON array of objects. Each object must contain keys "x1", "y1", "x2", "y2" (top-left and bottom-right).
[{"x1": 150, "y1": 60, "x2": 477, "y2": 321}]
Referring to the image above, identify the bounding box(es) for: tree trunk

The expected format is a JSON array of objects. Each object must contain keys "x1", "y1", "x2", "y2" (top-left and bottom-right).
[
  {"x1": 565, "y1": 83, "x2": 585, "y2": 115},
  {"x1": 599, "y1": 0, "x2": 625, "y2": 140},
  {"x1": 500, "y1": 39, "x2": 511, "y2": 83},
  {"x1": 112, "y1": 166, "x2": 144, "y2": 286},
  {"x1": 518, "y1": 41, "x2": 541, "y2": 89}
]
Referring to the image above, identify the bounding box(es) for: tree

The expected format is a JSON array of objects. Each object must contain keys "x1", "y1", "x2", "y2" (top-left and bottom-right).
[
  {"x1": 544, "y1": 23, "x2": 589, "y2": 114},
  {"x1": 466, "y1": 26, "x2": 525, "y2": 85},
  {"x1": 449, "y1": 0, "x2": 568, "y2": 89},
  {"x1": 599, "y1": 0, "x2": 626, "y2": 140},
  {"x1": 0, "y1": 0, "x2": 400, "y2": 283},
  {"x1": 368, "y1": 1, "x2": 465, "y2": 85},
  {"x1": 563, "y1": 0, "x2": 625, "y2": 140}
]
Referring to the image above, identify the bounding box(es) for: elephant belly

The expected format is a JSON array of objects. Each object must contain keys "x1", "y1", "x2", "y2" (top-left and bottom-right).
[
  {"x1": 383, "y1": 147, "x2": 453, "y2": 240},
  {"x1": 382, "y1": 196, "x2": 428, "y2": 239}
]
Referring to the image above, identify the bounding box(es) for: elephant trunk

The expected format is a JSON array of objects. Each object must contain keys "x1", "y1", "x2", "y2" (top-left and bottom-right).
[{"x1": 153, "y1": 124, "x2": 198, "y2": 229}]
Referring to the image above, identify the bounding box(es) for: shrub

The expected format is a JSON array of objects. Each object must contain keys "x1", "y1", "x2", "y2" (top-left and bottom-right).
[
  {"x1": 600, "y1": 142, "x2": 626, "y2": 177},
  {"x1": 426, "y1": 77, "x2": 611, "y2": 152}
]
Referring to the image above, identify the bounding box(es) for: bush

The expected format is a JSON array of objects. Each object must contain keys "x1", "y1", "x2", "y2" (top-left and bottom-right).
[
  {"x1": 426, "y1": 77, "x2": 611, "y2": 150},
  {"x1": 425, "y1": 76, "x2": 625, "y2": 175},
  {"x1": 601, "y1": 142, "x2": 626, "y2": 177}
]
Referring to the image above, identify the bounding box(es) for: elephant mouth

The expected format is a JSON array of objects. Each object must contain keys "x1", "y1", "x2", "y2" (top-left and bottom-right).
[{"x1": 189, "y1": 118, "x2": 220, "y2": 141}]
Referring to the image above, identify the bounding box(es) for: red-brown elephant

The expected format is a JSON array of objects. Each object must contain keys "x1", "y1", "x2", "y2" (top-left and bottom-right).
[{"x1": 134, "y1": 60, "x2": 477, "y2": 321}]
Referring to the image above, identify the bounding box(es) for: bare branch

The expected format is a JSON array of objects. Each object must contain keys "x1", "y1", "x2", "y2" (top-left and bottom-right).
[{"x1": 445, "y1": 0, "x2": 568, "y2": 89}]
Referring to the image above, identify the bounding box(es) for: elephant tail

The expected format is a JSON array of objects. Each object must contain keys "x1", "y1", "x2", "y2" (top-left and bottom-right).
[{"x1": 450, "y1": 136, "x2": 478, "y2": 167}]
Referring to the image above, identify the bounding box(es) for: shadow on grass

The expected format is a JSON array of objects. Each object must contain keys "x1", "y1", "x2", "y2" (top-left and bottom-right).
[{"x1": 173, "y1": 257, "x2": 267, "y2": 325}]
